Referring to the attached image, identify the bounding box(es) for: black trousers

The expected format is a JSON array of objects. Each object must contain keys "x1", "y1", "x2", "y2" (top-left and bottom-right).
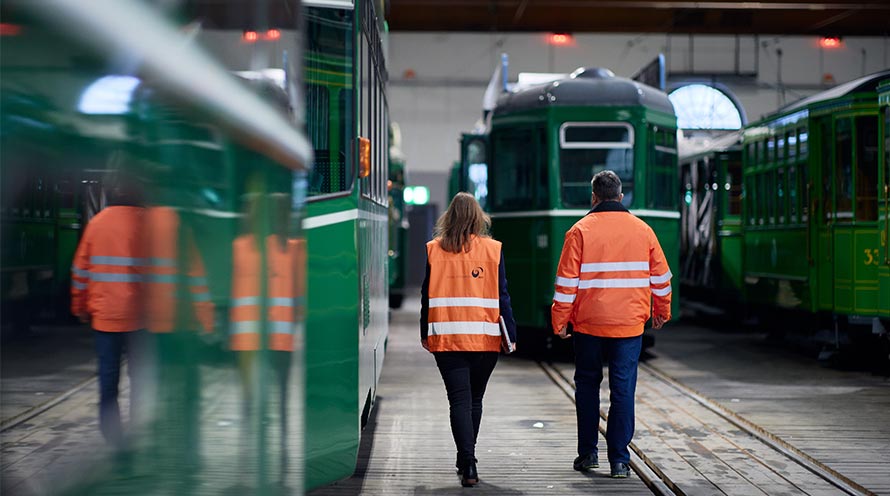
[{"x1": 434, "y1": 351, "x2": 499, "y2": 465}]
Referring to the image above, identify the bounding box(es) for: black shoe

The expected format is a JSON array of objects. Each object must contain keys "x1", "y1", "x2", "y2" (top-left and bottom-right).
[
  {"x1": 610, "y1": 462, "x2": 630, "y2": 478},
  {"x1": 456, "y1": 456, "x2": 477, "y2": 475},
  {"x1": 573, "y1": 453, "x2": 599, "y2": 472},
  {"x1": 460, "y1": 461, "x2": 478, "y2": 487}
]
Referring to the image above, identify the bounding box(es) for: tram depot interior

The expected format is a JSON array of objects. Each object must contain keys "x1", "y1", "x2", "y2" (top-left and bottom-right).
[{"x1": 2, "y1": 1, "x2": 890, "y2": 495}]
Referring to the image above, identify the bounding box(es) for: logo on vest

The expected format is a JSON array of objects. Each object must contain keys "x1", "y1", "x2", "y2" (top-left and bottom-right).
[{"x1": 471, "y1": 267, "x2": 484, "y2": 278}]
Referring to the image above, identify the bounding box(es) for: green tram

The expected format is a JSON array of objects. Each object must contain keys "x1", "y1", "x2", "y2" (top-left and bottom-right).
[
  {"x1": 2, "y1": 0, "x2": 313, "y2": 493},
  {"x1": 739, "y1": 70, "x2": 890, "y2": 328},
  {"x1": 301, "y1": 0, "x2": 390, "y2": 488},
  {"x1": 477, "y1": 68, "x2": 681, "y2": 345},
  {"x1": 678, "y1": 131, "x2": 744, "y2": 303},
  {"x1": 679, "y1": 71, "x2": 890, "y2": 349},
  {"x1": 388, "y1": 123, "x2": 409, "y2": 309}
]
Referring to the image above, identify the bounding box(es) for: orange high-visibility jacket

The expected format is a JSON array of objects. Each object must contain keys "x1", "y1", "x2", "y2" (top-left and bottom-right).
[
  {"x1": 144, "y1": 207, "x2": 214, "y2": 333},
  {"x1": 551, "y1": 203, "x2": 672, "y2": 338},
  {"x1": 229, "y1": 234, "x2": 305, "y2": 352},
  {"x1": 425, "y1": 236, "x2": 502, "y2": 352},
  {"x1": 71, "y1": 205, "x2": 145, "y2": 332}
]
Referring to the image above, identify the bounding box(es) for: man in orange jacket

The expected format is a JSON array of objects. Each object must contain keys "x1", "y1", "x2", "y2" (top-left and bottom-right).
[
  {"x1": 71, "y1": 177, "x2": 148, "y2": 447},
  {"x1": 551, "y1": 170, "x2": 672, "y2": 478}
]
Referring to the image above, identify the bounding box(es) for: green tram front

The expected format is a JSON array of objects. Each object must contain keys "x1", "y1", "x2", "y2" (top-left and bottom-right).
[{"x1": 487, "y1": 68, "x2": 680, "y2": 340}]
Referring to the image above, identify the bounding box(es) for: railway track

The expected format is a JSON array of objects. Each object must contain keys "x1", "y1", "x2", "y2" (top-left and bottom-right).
[{"x1": 539, "y1": 360, "x2": 876, "y2": 496}]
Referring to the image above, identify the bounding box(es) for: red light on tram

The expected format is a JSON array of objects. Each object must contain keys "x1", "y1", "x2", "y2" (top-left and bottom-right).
[
  {"x1": 819, "y1": 36, "x2": 842, "y2": 49},
  {"x1": 547, "y1": 33, "x2": 573, "y2": 46},
  {"x1": 242, "y1": 30, "x2": 259, "y2": 43},
  {"x1": 265, "y1": 29, "x2": 281, "y2": 41},
  {"x1": 0, "y1": 23, "x2": 22, "y2": 36}
]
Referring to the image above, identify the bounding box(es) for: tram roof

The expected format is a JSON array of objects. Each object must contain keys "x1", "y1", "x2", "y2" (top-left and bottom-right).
[
  {"x1": 776, "y1": 69, "x2": 890, "y2": 115},
  {"x1": 493, "y1": 68, "x2": 674, "y2": 117},
  {"x1": 678, "y1": 130, "x2": 742, "y2": 163}
]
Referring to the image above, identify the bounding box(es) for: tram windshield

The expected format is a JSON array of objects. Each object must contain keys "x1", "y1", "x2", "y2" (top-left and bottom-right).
[{"x1": 559, "y1": 123, "x2": 634, "y2": 208}]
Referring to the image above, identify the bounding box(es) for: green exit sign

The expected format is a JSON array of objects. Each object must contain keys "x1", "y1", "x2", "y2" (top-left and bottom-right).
[{"x1": 404, "y1": 186, "x2": 429, "y2": 205}]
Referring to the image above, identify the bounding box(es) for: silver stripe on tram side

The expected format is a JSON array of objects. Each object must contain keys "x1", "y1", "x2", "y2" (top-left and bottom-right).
[{"x1": 489, "y1": 209, "x2": 681, "y2": 220}]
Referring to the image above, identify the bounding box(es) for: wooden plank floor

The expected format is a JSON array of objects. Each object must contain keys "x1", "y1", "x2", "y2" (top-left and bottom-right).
[
  {"x1": 1, "y1": 363, "x2": 303, "y2": 495},
  {"x1": 1, "y1": 325, "x2": 96, "y2": 427},
  {"x1": 645, "y1": 323, "x2": 890, "y2": 495},
  {"x1": 310, "y1": 300, "x2": 654, "y2": 495}
]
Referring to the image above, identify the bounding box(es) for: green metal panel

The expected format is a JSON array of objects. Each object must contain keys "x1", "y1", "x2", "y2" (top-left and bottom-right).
[
  {"x1": 852, "y1": 228, "x2": 882, "y2": 314},
  {"x1": 304, "y1": 197, "x2": 360, "y2": 490}
]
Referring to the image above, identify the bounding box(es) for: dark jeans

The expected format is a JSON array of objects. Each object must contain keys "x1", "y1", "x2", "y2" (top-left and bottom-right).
[
  {"x1": 573, "y1": 333, "x2": 642, "y2": 465},
  {"x1": 434, "y1": 351, "x2": 498, "y2": 466},
  {"x1": 95, "y1": 329, "x2": 149, "y2": 446}
]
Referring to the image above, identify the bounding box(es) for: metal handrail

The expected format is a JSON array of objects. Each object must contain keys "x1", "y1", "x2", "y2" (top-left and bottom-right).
[{"x1": 19, "y1": 0, "x2": 314, "y2": 172}]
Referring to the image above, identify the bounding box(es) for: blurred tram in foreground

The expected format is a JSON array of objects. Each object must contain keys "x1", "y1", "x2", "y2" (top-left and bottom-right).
[
  {"x1": 456, "y1": 67, "x2": 681, "y2": 349},
  {"x1": 0, "y1": 0, "x2": 316, "y2": 494},
  {"x1": 679, "y1": 70, "x2": 890, "y2": 356}
]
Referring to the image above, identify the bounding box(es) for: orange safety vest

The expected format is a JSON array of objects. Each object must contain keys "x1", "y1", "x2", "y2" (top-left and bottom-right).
[
  {"x1": 144, "y1": 207, "x2": 214, "y2": 333},
  {"x1": 229, "y1": 234, "x2": 304, "y2": 352},
  {"x1": 426, "y1": 236, "x2": 502, "y2": 352},
  {"x1": 551, "y1": 209, "x2": 672, "y2": 338},
  {"x1": 71, "y1": 205, "x2": 145, "y2": 332}
]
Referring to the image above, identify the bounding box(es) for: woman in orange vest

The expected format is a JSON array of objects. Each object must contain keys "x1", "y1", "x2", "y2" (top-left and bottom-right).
[{"x1": 420, "y1": 192, "x2": 517, "y2": 487}]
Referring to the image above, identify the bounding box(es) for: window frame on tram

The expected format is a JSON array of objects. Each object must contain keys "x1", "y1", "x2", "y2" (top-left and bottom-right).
[
  {"x1": 358, "y1": 0, "x2": 388, "y2": 207},
  {"x1": 557, "y1": 121, "x2": 635, "y2": 209}
]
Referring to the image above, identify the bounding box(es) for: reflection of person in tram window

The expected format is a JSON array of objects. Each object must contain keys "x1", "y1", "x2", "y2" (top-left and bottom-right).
[
  {"x1": 144, "y1": 190, "x2": 215, "y2": 474},
  {"x1": 231, "y1": 191, "x2": 303, "y2": 483},
  {"x1": 70, "y1": 165, "x2": 148, "y2": 448}
]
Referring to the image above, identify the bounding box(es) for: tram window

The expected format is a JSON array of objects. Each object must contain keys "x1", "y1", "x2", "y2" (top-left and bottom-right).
[
  {"x1": 306, "y1": 85, "x2": 332, "y2": 194},
  {"x1": 767, "y1": 139, "x2": 775, "y2": 163},
  {"x1": 649, "y1": 128, "x2": 677, "y2": 210},
  {"x1": 788, "y1": 166, "x2": 798, "y2": 223},
  {"x1": 787, "y1": 131, "x2": 796, "y2": 161},
  {"x1": 537, "y1": 130, "x2": 549, "y2": 209},
  {"x1": 800, "y1": 165, "x2": 809, "y2": 221},
  {"x1": 885, "y1": 108, "x2": 890, "y2": 214},
  {"x1": 855, "y1": 115, "x2": 878, "y2": 222},
  {"x1": 820, "y1": 120, "x2": 832, "y2": 221},
  {"x1": 776, "y1": 168, "x2": 786, "y2": 224},
  {"x1": 777, "y1": 136, "x2": 785, "y2": 164},
  {"x1": 726, "y1": 159, "x2": 742, "y2": 216},
  {"x1": 491, "y1": 129, "x2": 536, "y2": 211},
  {"x1": 306, "y1": 7, "x2": 355, "y2": 197},
  {"x1": 559, "y1": 123, "x2": 634, "y2": 208},
  {"x1": 359, "y1": 33, "x2": 370, "y2": 198},
  {"x1": 798, "y1": 128, "x2": 809, "y2": 159},
  {"x1": 835, "y1": 118, "x2": 853, "y2": 222},
  {"x1": 766, "y1": 170, "x2": 776, "y2": 224}
]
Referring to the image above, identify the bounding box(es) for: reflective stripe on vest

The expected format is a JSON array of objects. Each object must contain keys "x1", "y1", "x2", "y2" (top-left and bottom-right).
[{"x1": 229, "y1": 235, "x2": 302, "y2": 352}]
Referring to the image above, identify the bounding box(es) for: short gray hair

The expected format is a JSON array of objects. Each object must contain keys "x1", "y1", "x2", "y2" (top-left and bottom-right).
[{"x1": 590, "y1": 170, "x2": 622, "y2": 201}]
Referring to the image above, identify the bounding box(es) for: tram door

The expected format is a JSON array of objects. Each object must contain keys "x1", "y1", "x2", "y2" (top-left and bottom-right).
[
  {"x1": 830, "y1": 114, "x2": 881, "y2": 315},
  {"x1": 814, "y1": 118, "x2": 834, "y2": 311}
]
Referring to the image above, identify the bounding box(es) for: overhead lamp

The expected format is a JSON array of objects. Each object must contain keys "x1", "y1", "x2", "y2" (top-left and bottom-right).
[
  {"x1": 819, "y1": 36, "x2": 842, "y2": 49},
  {"x1": 547, "y1": 33, "x2": 574, "y2": 46}
]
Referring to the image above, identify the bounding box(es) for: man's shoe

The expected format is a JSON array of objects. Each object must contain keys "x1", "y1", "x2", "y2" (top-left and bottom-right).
[
  {"x1": 573, "y1": 453, "x2": 599, "y2": 472},
  {"x1": 460, "y1": 461, "x2": 478, "y2": 487},
  {"x1": 610, "y1": 462, "x2": 631, "y2": 478}
]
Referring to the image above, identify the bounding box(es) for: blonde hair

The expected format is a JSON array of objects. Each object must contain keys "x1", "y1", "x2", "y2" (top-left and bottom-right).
[{"x1": 434, "y1": 192, "x2": 491, "y2": 253}]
